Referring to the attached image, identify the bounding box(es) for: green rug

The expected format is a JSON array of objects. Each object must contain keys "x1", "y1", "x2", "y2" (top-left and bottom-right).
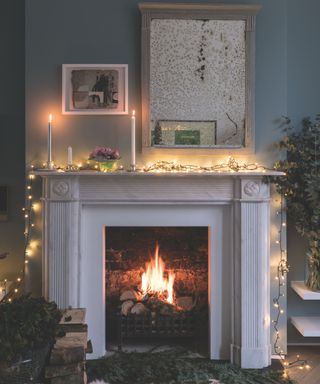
[{"x1": 86, "y1": 350, "x2": 295, "y2": 384}]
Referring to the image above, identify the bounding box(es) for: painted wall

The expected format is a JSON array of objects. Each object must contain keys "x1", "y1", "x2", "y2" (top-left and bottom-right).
[
  {"x1": 0, "y1": 0, "x2": 310, "y2": 350},
  {"x1": 24, "y1": 0, "x2": 289, "y2": 354},
  {"x1": 286, "y1": 0, "x2": 320, "y2": 345},
  {"x1": 0, "y1": 1, "x2": 25, "y2": 282},
  {"x1": 25, "y1": 0, "x2": 287, "y2": 167}
]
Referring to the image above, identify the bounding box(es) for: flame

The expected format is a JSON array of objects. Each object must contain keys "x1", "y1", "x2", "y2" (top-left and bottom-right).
[{"x1": 141, "y1": 243, "x2": 175, "y2": 304}]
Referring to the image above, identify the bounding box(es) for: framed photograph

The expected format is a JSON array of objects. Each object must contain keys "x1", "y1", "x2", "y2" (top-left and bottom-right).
[
  {"x1": 62, "y1": 64, "x2": 128, "y2": 115},
  {"x1": 152, "y1": 120, "x2": 217, "y2": 147}
]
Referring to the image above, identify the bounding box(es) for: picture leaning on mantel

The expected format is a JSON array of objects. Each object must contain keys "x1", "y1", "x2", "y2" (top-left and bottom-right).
[
  {"x1": 139, "y1": 3, "x2": 261, "y2": 154},
  {"x1": 62, "y1": 64, "x2": 128, "y2": 115}
]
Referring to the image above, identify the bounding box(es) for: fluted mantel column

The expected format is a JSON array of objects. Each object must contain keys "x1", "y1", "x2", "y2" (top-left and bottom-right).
[
  {"x1": 42, "y1": 176, "x2": 80, "y2": 309},
  {"x1": 232, "y1": 177, "x2": 271, "y2": 368}
]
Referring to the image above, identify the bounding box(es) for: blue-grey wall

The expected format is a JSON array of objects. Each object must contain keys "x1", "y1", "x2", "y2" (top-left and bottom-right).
[
  {"x1": 0, "y1": 0, "x2": 315, "y2": 347},
  {"x1": 25, "y1": 0, "x2": 288, "y2": 167},
  {"x1": 0, "y1": 1, "x2": 25, "y2": 282},
  {"x1": 286, "y1": 0, "x2": 320, "y2": 344},
  {"x1": 24, "y1": 0, "x2": 289, "y2": 353}
]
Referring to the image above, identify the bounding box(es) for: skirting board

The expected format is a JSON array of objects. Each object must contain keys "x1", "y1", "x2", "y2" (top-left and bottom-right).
[{"x1": 287, "y1": 343, "x2": 320, "y2": 346}]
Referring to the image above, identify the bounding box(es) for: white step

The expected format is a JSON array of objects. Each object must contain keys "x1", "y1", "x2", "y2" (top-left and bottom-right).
[
  {"x1": 291, "y1": 316, "x2": 320, "y2": 337},
  {"x1": 291, "y1": 281, "x2": 320, "y2": 300}
]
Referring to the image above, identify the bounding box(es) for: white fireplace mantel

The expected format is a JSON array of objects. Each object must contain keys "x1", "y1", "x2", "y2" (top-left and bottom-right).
[{"x1": 36, "y1": 170, "x2": 282, "y2": 368}]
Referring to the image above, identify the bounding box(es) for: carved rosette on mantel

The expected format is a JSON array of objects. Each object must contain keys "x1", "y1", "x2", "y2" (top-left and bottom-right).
[{"x1": 36, "y1": 170, "x2": 281, "y2": 369}]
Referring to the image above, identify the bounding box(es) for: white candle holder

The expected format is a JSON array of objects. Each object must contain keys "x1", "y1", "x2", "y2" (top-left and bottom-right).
[
  {"x1": 65, "y1": 164, "x2": 79, "y2": 172},
  {"x1": 43, "y1": 161, "x2": 56, "y2": 171}
]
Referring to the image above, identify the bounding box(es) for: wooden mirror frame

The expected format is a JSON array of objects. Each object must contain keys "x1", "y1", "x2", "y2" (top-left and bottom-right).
[{"x1": 139, "y1": 3, "x2": 261, "y2": 156}]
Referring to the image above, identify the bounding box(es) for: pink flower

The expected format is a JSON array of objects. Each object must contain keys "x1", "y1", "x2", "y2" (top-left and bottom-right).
[{"x1": 89, "y1": 146, "x2": 120, "y2": 160}]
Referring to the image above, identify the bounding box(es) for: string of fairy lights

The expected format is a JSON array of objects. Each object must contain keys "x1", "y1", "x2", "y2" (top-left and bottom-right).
[
  {"x1": 272, "y1": 194, "x2": 310, "y2": 377},
  {"x1": 0, "y1": 157, "x2": 310, "y2": 377},
  {"x1": 38, "y1": 157, "x2": 273, "y2": 174},
  {"x1": 0, "y1": 172, "x2": 36, "y2": 303},
  {"x1": 140, "y1": 157, "x2": 271, "y2": 173}
]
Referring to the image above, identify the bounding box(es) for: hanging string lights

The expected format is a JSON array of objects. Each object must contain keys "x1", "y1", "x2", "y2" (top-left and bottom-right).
[
  {"x1": 271, "y1": 195, "x2": 310, "y2": 377},
  {"x1": 0, "y1": 171, "x2": 36, "y2": 303}
]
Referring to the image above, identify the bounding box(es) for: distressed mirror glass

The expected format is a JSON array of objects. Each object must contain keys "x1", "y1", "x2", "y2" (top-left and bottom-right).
[{"x1": 140, "y1": 3, "x2": 261, "y2": 153}]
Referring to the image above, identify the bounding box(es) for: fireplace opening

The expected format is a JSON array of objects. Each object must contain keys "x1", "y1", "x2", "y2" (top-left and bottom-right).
[{"x1": 105, "y1": 226, "x2": 209, "y2": 354}]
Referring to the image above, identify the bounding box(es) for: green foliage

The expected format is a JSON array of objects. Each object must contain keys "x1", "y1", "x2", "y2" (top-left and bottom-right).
[
  {"x1": 272, "y1": 115, "x2": 320, "y2": 290},
  {"x1": 86, "y1": 350, "x2": 294, "y2": 384},
  {"x1": 0, "y1": 294, "x2": 63, "y2": 363}
]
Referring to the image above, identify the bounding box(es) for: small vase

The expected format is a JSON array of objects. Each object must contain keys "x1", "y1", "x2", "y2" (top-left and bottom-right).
[{"x1": 98, "y1": 159, "x2": 119, "y2": 172}]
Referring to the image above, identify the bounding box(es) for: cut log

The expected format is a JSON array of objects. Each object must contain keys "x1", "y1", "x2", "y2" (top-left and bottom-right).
[
  {"x1": 121, "y1": 300, "x2": 134, "y2": 315},
  {"x1": 176, "y1": 296, "x2": 194, "y2": 311},
  {"x1": 45, "y1": 362, "x2": 84, "y2": 378},
  {"x1": 50, "y1": 371, "x2": 87, "y2": 384},
  {"x1": 120, "y1": 290, "x2": 139, "y2": 301},
  {"x1": 50, "y1": 346, "x2": 85, "y2": 365},
  {"x1": 55, "y1": 332, "x2": 88, "y2": 349},
  {"x1": 60, "y1": 324, "x2": 88, "y2": 333},
  {"x1": 131, "y1": 302, "x2": 148, "y2": 315},
  {"x1": 60, "y1": 309, "x2": 86, "y2": 324}
]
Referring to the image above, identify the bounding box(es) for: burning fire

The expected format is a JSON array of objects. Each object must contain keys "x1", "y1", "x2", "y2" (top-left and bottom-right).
[{"x1": 140, "y1": 243, "x2": 175, "y2": 304}]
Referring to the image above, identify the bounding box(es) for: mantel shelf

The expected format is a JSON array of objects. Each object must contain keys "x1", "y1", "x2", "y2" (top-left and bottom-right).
[
  {"x1": 33, "y1": 170, "x2": 284, "y2": 177},
  {"x1": 291, "y1": 317, "x2": 320, "y2": 337},
  {"x1": 291, "y1": 281, "x2": 320, "y2": 300}
]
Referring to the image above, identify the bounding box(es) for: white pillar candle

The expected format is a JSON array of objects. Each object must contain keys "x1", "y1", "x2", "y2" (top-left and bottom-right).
[
  {"x1": 48, "y1": 114, "x2": 52, "y2": 167},
  {"x1": 131, "y1": 110, "x2": 136, "y2": 170},
  {"x1": 67, "y1": 146, "x2": 73, "y2": 166}
]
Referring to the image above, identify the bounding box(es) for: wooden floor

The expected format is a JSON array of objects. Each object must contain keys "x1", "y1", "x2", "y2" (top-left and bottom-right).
[{"x1": 286, "y1": 346, "x2": 320, "y2": 384}]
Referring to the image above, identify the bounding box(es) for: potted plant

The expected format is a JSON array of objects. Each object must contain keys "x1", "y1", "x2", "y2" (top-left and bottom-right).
[
  {"x1": 89, "y1": 146, "x2": 120, "y2": 171},
  {"x1": 273, "y1": 115, "x2": 320, "y2": 291},
  {"x1": 0, "y1": 294, "x2": 63, "y2": 383}
]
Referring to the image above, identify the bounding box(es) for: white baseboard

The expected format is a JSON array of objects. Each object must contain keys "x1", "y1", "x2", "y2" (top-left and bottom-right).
[
  {"x1": 287, "y1": 342, "x2": 320, "y2": 346},
  {"x1": 271, "y1": 354, "x2": 285, "y2": 360}
]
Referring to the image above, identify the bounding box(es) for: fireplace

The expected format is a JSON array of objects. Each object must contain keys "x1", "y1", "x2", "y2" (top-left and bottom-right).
[
  {"x1": 38, "y1": 171, "x2": 277, "y2": 368},
  {"x1": 105, "y1": 227, "x2": 209, "y2": 352}
]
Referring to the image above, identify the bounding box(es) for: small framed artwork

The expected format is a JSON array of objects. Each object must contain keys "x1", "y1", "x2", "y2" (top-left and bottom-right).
[{"x1": 62, "y1": 64, "x2": 128, "y2": 115}]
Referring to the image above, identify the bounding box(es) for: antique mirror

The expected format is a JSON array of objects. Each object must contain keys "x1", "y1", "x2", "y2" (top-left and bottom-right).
[{"x1": 139, "y1": 3, "x2": 261, "y2": 154}]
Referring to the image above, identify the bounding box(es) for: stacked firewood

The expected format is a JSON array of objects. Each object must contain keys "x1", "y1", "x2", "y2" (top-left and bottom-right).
[
  {"x1": 44, "y1": 309, "x2": 91, "y2": 384},
  {"x1": 119, "y1": 289, "x2": 195, "y2": 316}
]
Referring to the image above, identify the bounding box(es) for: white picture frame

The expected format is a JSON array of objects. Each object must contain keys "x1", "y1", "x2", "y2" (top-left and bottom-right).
[{"x1": 62, "y1": 64, "x2": 128, "y2": 115}]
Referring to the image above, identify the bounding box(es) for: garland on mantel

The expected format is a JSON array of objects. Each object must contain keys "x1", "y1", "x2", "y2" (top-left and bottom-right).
[
  {"x1": 141, "y1": 158, "x2": 271, "y2": 173},
  {"x1": 38, "y1": 156, "x2": 275, "y2": 174}
]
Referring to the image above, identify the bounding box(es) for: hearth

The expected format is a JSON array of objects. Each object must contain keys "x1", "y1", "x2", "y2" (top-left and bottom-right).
[{"x1": 105, "y1": 227, "x2": 208, "y2": 352}]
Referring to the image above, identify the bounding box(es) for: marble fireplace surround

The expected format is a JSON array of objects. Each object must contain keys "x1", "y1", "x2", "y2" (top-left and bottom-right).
[{"x1": 37, "y1": 170, "x2": 280, "y2": 368}]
